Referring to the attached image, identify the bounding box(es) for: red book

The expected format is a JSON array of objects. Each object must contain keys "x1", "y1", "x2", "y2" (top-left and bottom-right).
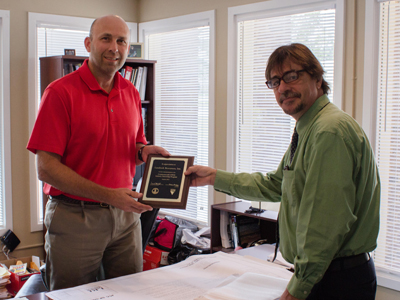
[{"x1": 124, "y1": 66, "x2": 133, "y2": 81}]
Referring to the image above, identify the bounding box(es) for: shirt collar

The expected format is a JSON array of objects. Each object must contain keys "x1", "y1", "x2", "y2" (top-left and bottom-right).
[
  {"x1": 78, "y1": 59, "x2": 129, "y2": 93},
  {"x1": 295, "y1": 94, "x2": 330, "y2": 136}
]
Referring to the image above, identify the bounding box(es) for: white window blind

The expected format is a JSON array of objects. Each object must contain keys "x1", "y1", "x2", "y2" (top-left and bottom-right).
[
  {"x1": 36, "y1": 27, "x2": 89, "y2": 224},
  {"x1": 37, "y1": 27, "x2": 89, "y2": 111},
  {"x1": 236, "y1": 9, "x2": 336, "y2": 175},
  {"x1": 0, "y1": 10, "x2": 11, "y2": 234},
  {"x1": 146, "y1": 26, "x2": 210, "y2": 223},
  {"x1": 374, "y1": 0, "x2": 400, "y2": 277},
  {"x1": 0, "y1": 16, "x2": 5, "y2": 229}
]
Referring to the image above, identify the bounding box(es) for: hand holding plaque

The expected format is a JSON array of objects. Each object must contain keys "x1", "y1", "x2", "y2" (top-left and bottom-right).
[{"x1": 138, "y1": 154, "x2": 194, "y2": 209}]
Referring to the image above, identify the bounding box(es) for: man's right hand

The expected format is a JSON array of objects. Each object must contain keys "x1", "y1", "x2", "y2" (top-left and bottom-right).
[
  {"x1": 184, "y1": 165, "x2": 217, "y2": 187},
  {"x1": 105, "y1": 188, "x2": 153, "y2": 213},
  {"x1": 37, "y1": 150, "x2": 153, "y2": 213}
]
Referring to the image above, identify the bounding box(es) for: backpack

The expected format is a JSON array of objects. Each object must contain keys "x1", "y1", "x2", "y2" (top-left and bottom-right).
[{"x1": 153, "y1": 218, "x2": 179, "y2": 251}]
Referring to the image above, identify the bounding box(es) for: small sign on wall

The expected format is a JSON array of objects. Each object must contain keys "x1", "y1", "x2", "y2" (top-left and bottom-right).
[{"x1": 64, "y1": 49, "x2": 76, "y2": 56}]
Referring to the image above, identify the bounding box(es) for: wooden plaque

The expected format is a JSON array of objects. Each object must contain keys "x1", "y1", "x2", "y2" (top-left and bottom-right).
[{"x1": 138, "y1": 154, "x2": 194, "y2": 209}]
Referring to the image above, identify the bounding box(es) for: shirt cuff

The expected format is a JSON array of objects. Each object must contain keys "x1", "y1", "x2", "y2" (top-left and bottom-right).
[
  {"x1": 214, "y1": 170, "x2": 234, "y2": 193},
  {"x1": 287, "y1": 274, "x2": 315, "y2": 299}
]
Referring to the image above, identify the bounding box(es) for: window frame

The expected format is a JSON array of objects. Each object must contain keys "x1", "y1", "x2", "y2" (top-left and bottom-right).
[
  {"x1": 138, "y1": 11, "x2": 216, "y2": 224},
  {"x1": 362, "y1": 0, "x2": 400, "y2": 292},
  {"x1": 27, "y1": 13, "x2": 137, "y2": 232},
  {"x1": 0, "y1": 10, "x2": 12, "y2": 236},
  {"x1": 226, "y1": 0, "x2": 345, "y2": 199}
]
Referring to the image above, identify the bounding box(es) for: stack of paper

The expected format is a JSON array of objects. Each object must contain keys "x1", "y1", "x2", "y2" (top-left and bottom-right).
[
  {"x1": 196, "y1": 272, "x2": 288, "y2": 300},
  {"x1": 46, "y1": 251, "x2": 291, "y2": 300},
  {"x1": 0, "y1": 267, "x2": 11, "y2": 299}
]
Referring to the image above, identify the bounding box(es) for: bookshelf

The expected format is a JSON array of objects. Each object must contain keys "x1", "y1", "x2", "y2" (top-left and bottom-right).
[{"x1": 210, "y1": 201, "x2": 278, "y2": 253}]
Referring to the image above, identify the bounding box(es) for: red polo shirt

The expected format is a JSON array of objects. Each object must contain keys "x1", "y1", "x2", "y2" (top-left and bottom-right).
[{"x1": 27, "y1": 60, "x2": 147, "y2": 201}]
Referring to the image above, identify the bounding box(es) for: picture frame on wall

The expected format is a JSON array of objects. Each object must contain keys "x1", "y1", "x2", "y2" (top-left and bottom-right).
[{"x1": 128, "y1": 43, "x2": 143, "y2": 58}]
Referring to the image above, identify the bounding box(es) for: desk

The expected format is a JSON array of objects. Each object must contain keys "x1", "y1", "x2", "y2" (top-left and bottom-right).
[
  {"x1": 211, "y1": 201, "x2": 278, "y2": 252},
  {"x1": 23, "y1": 246, "x2": 290, "y2": 300}
]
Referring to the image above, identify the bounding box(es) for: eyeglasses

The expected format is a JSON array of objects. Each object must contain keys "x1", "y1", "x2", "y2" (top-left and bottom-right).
[{"x1": 265, "y1": 69, "x2": 307, "y2": 89}]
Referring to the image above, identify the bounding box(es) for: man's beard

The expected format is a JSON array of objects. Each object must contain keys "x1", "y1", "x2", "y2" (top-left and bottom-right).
[{"x1": 279, "y1": 91, "x2": 303, "y2": 116}]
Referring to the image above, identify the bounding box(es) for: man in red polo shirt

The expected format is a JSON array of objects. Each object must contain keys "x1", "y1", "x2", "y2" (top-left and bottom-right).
[{"x1": 27, "y1": 15, "x2": 169, "y2": 290}]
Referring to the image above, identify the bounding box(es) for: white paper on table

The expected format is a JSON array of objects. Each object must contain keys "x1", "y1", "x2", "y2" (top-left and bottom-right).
[
  {"x1": 46, "y1": 252, "x2": 292, "y2": 300},
  {"x1": 196, "y1": 272, "x2": 288, "y2": 300}
]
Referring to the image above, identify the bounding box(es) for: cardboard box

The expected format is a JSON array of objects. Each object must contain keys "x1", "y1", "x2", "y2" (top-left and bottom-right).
[
  {"x1": 143, "y1": 245, "x2": 169, "y2": 271},
  {"x1": 0, "y1": 256, "x2": 41, "y2": 296}
]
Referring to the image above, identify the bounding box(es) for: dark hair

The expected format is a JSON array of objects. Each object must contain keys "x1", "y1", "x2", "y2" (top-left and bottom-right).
[{"x1": 265, "y1": 43, "x2": 330, "y2": 95}]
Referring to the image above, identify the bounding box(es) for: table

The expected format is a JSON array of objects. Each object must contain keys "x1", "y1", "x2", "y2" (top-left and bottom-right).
[{"x1": 24, "y1": 245, "x2": 286, "y2": 300}]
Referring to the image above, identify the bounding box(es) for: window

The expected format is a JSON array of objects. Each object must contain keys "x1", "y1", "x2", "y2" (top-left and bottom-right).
[
  {"x1": 226, "y1": 0, "x2": 344, "y2": 207},
  {"x1": 36, "y1": 28, "x2": 91, "y2": 107},
  {"x1": 139, "y1": 11, "x2": 215, "y2": 224},
  {"x1": 28, "y1": 13, "x2": 137, "y2": 231},
  {"x1": 0, "y1": 10, "x2": 12, "y2": 236},
  {"x1": 28, "y1": 13, "x2": 94, "y2": 232},
  {"x1": 363, "y1": 0, "x2": 400, "y2": 291}
]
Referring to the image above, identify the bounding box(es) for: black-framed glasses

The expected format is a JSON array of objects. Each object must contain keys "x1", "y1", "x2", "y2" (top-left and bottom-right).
[{"x1": 265, "y1": 69, "x2": 307, "y2": 89}]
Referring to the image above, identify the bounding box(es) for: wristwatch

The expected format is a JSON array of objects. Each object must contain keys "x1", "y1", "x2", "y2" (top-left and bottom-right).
[{"x1": 138, "y1": 145, "x2": 147, "y2": 162}]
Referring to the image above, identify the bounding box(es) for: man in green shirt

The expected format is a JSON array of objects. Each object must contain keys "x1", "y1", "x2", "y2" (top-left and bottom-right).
[{"x1": 185, "y1": 43, "x2": 380, "y2": 300}]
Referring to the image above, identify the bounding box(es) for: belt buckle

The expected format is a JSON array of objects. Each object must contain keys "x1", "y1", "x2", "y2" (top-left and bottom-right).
[{"x1": 100, "y1": 203, "x2": 109, "y2": 208}]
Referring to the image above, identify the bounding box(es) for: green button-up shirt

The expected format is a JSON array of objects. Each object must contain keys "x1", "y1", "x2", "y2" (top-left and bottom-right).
[{"x1": 214, "y1": 95, "x2": 380, "y2": 299}]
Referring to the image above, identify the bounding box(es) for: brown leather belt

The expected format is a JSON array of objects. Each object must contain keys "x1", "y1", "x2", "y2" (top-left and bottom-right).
[
  {"x1": 49, "y1": 194, "x2": 109, "y2": 208},
  {"x1": 328, "y1": 253, "x2": 370, "y2": 272}
]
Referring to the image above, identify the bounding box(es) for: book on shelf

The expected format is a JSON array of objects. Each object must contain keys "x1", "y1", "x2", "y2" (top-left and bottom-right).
[
  {"x1": 230, "y1": 214, "x2": 239, "y2": 249},
  {"x1": 139, "y1": 66, "x2": 148, "y2": 100},
  {"x1": 120, "y1": 68, "x2": 126, "y2": 78},
  {"x1": 135, "y1": 67, "x2": 144, "y2": 91},
  {"x1": 236, "y1": 215, "x2": 262, "y2": 248},
  {"x1": 220, "y1": 211, "x2": 232, "y2": 248},
  {"x1": 124, "y1": 66, "x2": 133, "y2": 81},
  {"x1": 63, "y1": 63, "x2": 82, "y2": 76},
  {"x1": 219, "y1": 213, "x2": 264, "y2": 249},
  {"x1": 118, "y1": 65, "x2": 148, "y2": 100},
  {"x1": 132, "y1": 68, "x2": 138, "y2": 85},
  {"x1": 142, "y1": 107, "x2": 147, "y2": 138}
]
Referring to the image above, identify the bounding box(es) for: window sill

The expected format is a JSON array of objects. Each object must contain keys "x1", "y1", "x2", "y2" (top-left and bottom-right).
[{"x1": 377, "y1": 270, "x2": 400, "y2": 292}]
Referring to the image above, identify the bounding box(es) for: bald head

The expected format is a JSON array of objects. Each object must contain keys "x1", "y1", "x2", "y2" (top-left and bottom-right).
[{"x1": 89, "y1": 15, "x2": 129, "y2": 40}]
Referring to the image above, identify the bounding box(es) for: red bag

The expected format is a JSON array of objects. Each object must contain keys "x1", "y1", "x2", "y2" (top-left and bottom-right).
[{"x1": 153, "y1": 219, "x2": 179, "y2": 251}]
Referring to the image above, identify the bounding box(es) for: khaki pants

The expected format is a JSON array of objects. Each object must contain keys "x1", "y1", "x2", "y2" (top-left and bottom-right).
[{"x1": 44, "y1": 199, "x2": 142, "y2": 290}]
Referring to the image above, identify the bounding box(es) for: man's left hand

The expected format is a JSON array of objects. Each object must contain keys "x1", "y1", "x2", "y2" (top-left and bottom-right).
[
  {"x1": 279, "y1": 289, "x2": 301, "y2": 300},
  {"x1": 141, "y1": 145, "x2": 170, "y2": 162}
]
